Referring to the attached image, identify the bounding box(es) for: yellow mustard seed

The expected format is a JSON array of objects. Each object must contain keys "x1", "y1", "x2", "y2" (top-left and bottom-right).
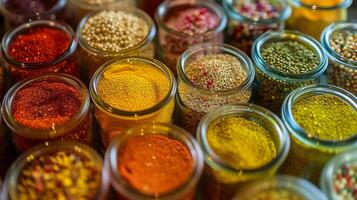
[{"x1": 250, "y1": 189, "x2": 305, "y2": 200}]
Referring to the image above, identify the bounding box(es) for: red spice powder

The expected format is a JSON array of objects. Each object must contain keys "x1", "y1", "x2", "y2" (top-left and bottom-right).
[{"x1": 118, "y1": 134, "x2": 193, "y2": 196}]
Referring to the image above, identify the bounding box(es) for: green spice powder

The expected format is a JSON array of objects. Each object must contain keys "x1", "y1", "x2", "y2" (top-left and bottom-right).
[
  {"x1": 207, "y1": 116, "x2": 276, "y2": 169},
  {"x1": 292, "y1": 94, "x2": 357, "y2": 141}
]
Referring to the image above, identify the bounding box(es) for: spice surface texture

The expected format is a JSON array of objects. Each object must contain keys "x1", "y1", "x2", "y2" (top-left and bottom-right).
[
  {"x1": 250, "y1": 189, "x2": 305, "y2": 200},
  {"x1": 333, "y1": 162, "x2": 357, "y2": 200}
]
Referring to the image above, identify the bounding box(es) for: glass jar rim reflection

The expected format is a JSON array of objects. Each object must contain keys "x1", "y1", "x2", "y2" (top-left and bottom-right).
[
  {"x1": 155, "y1": 0, "x2": 227, "y2": 38},
  {"x1": 1, "y1": 73, "x2": 90, "y2": 140},
  {"x1": 289, "y1": 0, "x2": 352, "y2": 10},
  {"x1": 89, "y1": 56, "x2": 176, "y2": 118},
  {"x1": 76, "y1": 7, "x2": 156, "y2": 56},
  {"x1": 252, "y1": 30, "x2": 328, "y2": 81},
  {"x1": 69, "y1": 0, "x2": 131, "y2": 11},
  {"x1": 197, "y1": 103, "x2": 290, "y2": 175},
  {"x1": 1, "y1": 20, "x2": 77, "y2": 69},
  {"x1": 281, "y1": 84, "x2": 357, "y2": 150},
  {"x1": 320, "y1": 21, "x2": 357, "y2": 69},
  {"x1": 105, "y1": 123, "x2": 204, "y2": 200}
]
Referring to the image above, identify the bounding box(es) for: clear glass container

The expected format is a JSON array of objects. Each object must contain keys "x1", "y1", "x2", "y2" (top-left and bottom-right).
[
  {"x1": 104, "y1": 123, "x2": 204, "y2": 200},
  {"x1": 0, "y1": 0, "x2": 67, "y2": 29},
  {"x1": 155, "y1": 0, "x2": 227, "y2": 73},
  {"x1": 233, "y1": 175, "x2": 328, "y2": 200},
  {"x1": 3, "y1": 142, "x2": 103, "y2": 200},
  {"x1": 281, "y1": 84, "x2": 357, "y2": 184},
  {"x1": 321, "y1": 21, "x2": 357, "y2": 95},
  {"x1": 176, "y1": 43, "x2": 255, "y2": 134},
  {"x1": 1, "y1": 20, "x2": 80, "y2": 83},
  {"x1": 197, "y1": 104, "x2": 290, "y2": 200},
  {"x1": 286, "y1": 0, "x2": 352, "y2": 39},
  {"x1": 90, "y1": 57, "x2": 176, "y2": 149},
  {"x1": 1, "y1": 74, "x2": 93, "y2": 152},
  {"x1": 251, "y1": 30, "x2": 328, "y2": 113},
  {"x1": 223, "y1": 0, "x2": 291, "y2": 55},
  {"x1": 77, "y1": 7, "x2": 156, "y2": 79}
]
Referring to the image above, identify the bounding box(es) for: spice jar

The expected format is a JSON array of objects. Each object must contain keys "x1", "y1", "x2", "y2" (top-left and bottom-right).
[
  {"x1": 77, "y1": 7, "x2": 156, "y2": 79},
  {"x1": 0, "y1": 0, "x2": 67, "y2": 29},
  {"x1": 321, "y1": 21, "x2": 357, "y2": 95},
  {"x1": 2, "y1": 74, "x2": 93, "y2": 152},
  {"x1": 286, "y1": 0, "x2": 352, "y2": 39},
  {"x1": 155, "y1": 0, "x2": 227, "y2": 73},
  {"x1": 321, "y1": 149, "x2": 357, "y2": 200},
  {"x1": 233, "y1": 175, "x2": 328, "y2": 200},
  {"x1": 1, "y1": 20, "x2": 80, "y2": 83},
  {"x1": 251, "y1": 30, "x2": 328, "y2": 112},
  {"x1": 223, "y1": 0, "x2": 291, "y2": 55},
  {"x1": 90, "y1": 57, "x2": 176, "y2": 149},
  {"x1": 176, "y1": 43, "x2": 254, "y2": 134},
  {"x1": 3, "y1": 142, "x2": 103, "y2": 200},
  {"x1": 280, "y1": 84, "x2": 357, "y2": 184},
  {"x1": 104, "y1": 123, "x2": 203, "y2": 200},
  {"x1": 197, "y1": 104, "x2": 290, "y2": 200}
]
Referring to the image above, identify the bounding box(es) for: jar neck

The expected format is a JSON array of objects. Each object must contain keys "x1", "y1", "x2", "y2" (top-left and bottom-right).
[{"x1": 289, "y1": 0, "x2": 352, "y2": 10}]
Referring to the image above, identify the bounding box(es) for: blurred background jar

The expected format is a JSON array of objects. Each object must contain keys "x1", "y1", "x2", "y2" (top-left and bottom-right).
[
  {"x1": 223, "y1": 0, "x2": 291, "y2": 55},
  {"x1": 197, "y1": 104, "x2": 290, "y2": 200},
  {"x1": 137, "y1": 0, "x2": 163, "y2": 18},
  {"x1": 1, "y1": 20, "x2": 80, "y2": 83},
  {"x1": 280, "y1": 84, "x2": 357, "y2": 184},
  {"x1": 77, "y1": 7, "x2": 156, "y2": 80},
  {"x1": 251, "y1": 30, "x2": 328, "y2": 112},
  {"x1": 321, "y1": 21, "x2": 357, "y2": 95},
  {"x1": 155, "y1": 0, "x2": 227, "y2": 73},
  {"x1": 286, "y1": 0, "x2": 352, "y2": 39},
  {"x1": 2, "y1": 74, "x2": 93, "y2": 152},
  {"x1": 104, "y1": 123, "x2": 203, "y2": 200},
  {"x1": 0, "y1": 0, "x2": 67, "y2": 29}
]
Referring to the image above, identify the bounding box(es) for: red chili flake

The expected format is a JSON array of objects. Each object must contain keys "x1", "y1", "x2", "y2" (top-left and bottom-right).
[{"x1": 206, "y1": 79, "x2": 214, "y2": 89}]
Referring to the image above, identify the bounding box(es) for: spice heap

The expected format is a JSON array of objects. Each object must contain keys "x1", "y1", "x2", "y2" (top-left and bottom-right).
[
  {"x1": 81, "y1": 10, "x2": 148, "y2": 52},
  {"x1": 178, "y1": 53, "x2": 250, "y2": 133},
  {"x1": 118, "y1": 134, "x2": 193, "y2": 196},
  {"x1": 4, "y1": 0, "x2": 50, "y2": 15},
  {"x1": 328, "y1": 30, "x2": 357, "y2": 94},
  {"x1": 250, "y1": 189, "x2": 305, "y2": 200},
  {"x1": 229, "y1": 0, "x2": 282, "y2": 54},
  {"x1": 333, "y1": 162, "x2": 357, "y2": 200},
  {"x1": 17, "y1": 149, "x2": 101, "y2": 199},
  {"x1": 207, "y1": 115, "x2": 276, "y2": 170},
  {"x1": 292, "y1": 94, "x2": 357, "y2": 141}
]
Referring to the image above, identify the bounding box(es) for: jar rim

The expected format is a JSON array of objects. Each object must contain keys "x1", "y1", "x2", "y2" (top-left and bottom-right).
[
  {"x1": 1, "y1": 20, "x2": 77, "y2": 69},
  {"x1": 1, "y1": 73, "x2": 90, "y2": 139},
  {"x1": 69, "y1": 0, "x2": 131, "y2": 11},
  {"x1": 281, "y1": 84, "x2": 357, "y2": 150},
  {"x1": 289, "y1": 0, "x2": 353, "y2": 10},
  {"x1": 223, "y1": 0, "x2": 291, "y2": 25},
  {"x1": 76, "y1": 7, "x2": 156, "y2": 56},
  {"x1": 320, "y1": 21, "x2": 357, "y2": 69},
  {"x1": 105, "y1": 123, "x2": 204, "y2": 200},
  {"x1": 155, "y1": 0, "x2": 227, "y2": 38},
  {"x1": 4, "y1": 141, "x2": 103, "y2": 200},
  {"x1": 89, "y1": 56, "x2": 176, "y2": 117},
  {"x1": 252, "y1": 30, "x2": 328, "y2": 81},
  {"x1": 197, "y1": 103, "x2": 290, "y2": 175},
  {"x1": 177, "y1": 43, "x2": 255, "y2": 96}
]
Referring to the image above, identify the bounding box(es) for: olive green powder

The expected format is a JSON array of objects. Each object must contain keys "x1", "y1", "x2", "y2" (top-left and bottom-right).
[
  {"x1": 261, "y1": 40, "x2": 319, "y2": 74},
  {"x1": 292, "y1": 94, "x2": 357, "y2": 141}
]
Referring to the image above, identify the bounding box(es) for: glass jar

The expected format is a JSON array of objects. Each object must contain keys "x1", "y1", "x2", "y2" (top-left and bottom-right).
[
  {"x1": 233, "y1": 175, "x2": 328, "y2": 200},
  {"x1": 197, "y1": 104, "x2": 290, "y2": 200},
  {"x1": 155, "y1": 0, "x2": 227, "y2": 73},
  {"x1": 286, "y1": 0, "x2": 352, "y2": 39},
  {"x1": 90, "y1": 57, "x2": 176, "y2": 149},
  {"x1": 280, "y1": 84, "x2": 357, "y2": 184},
  {"x1": 104, "y1": 123, "x2": 204, "y2": 200},
  {"x1": 223, "y1": 0, "x2": 291, "y2": 55},
  {"x1": 1, "y1": 74, "x2": 93, "y2": 152},
  {"x1": 321, "y1": 149, "x2": 357, "y2": 200},
  {"x1": 0, "y1": 0, "x2": 67, "y2": 29},
  {"x1": 321, "y1": 21, "x2": 357, "y2": 95},
  {"x1": 1, "y1": 20, "x2": 80, "y2": 83},
  {"x1": 77, "y1": 7, "x2": 156, "y2": 79},
  {"x1": 251, "y1": 30, "x2": 328, "y2": 113},
  {"x1": 3, "y1": 142, "x2": 103, "y2": 200},
  {"x1": 176, "y1": 43, "x2": 255, "y2": 134}
]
